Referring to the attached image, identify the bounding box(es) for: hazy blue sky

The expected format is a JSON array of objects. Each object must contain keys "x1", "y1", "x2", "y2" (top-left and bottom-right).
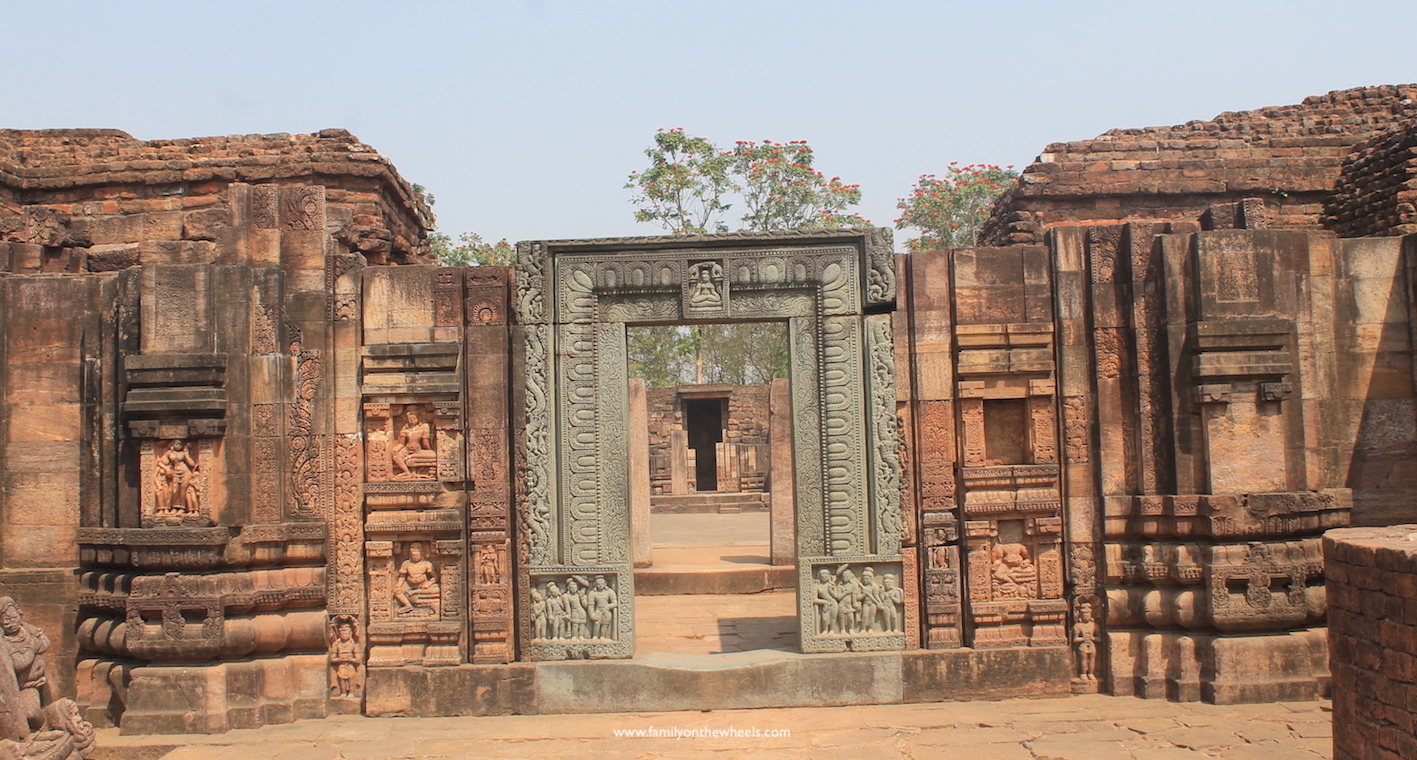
[{"x1": 4, "y1": 1, "x2": 1414, "y2": 245}]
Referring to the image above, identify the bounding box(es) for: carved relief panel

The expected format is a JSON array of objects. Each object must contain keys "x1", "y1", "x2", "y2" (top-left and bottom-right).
[
  {"x1": 139, "y1": 439, "x2": 216, "y2": 527},
  {"x1": 800, "y1": 559, "x2": 907, "y2": 652}
]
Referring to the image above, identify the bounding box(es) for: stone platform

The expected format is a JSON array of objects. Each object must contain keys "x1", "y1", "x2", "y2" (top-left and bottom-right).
[
  {"x1": 96, "y1": 693, "x2": 1335, "y2": 760},
  {"x1": 636, "y1": 512, "x2": 791, "y2": 594},
  {"x1": 363, "y1": 646, "x2": 1072, "y2": 718}
]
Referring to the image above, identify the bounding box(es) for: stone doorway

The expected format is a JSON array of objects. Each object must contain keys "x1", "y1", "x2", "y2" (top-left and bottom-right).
[
  {"x1": 684, "y1": 397, "x2": 724, "y2": 491},
  {"x1": 626, "y1": 324, "x2": 797, "y2": 655},
  {"x1": 515, "y1": 230, "x2": 901, "y2": 658}
]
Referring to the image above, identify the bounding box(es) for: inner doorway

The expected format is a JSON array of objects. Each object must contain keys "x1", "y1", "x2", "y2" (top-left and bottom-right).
[
  {"x1": 627, "y1": 323, "x2": 796, "y2": 654},
  {"x1": 683, "y1": 397, "x2": 724, "y2": 491}
]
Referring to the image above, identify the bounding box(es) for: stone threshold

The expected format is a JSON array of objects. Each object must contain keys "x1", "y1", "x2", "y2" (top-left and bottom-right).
[
  {"x1": 363, "y1": 646, "x2": 1072, "y2": 718},
  {"x1": 634, "y1": 563, "x2": 794, "y2": 594}
]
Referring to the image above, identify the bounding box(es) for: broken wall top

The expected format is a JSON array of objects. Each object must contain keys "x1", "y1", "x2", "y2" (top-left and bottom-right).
[
  {"x1": 981, "y1": 84, "x2": 1417, "y2": 245},
  {"x1": 0, "y1": 128, "x2": 434, "y2": 263}
]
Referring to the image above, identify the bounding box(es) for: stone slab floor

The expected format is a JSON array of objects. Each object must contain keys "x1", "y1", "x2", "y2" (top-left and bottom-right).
[{"x1": 92, "y1": 693, "x2": 1333, "y2": 760}]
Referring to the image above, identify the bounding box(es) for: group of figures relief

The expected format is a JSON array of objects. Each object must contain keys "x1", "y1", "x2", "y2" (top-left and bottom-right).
[
  {"x1": 812, "y1": 565, "x2": 906, "y2": 636},
  {"x1": 0, "y1": 598, "x2": 95, "y2": 760},
  {"x1": 530, "y1": 576, "x2": 618, "y2": 642}
]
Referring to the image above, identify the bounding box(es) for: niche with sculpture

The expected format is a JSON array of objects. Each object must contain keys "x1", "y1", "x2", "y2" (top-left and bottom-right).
[
  {"x1": 365, "y1": 404, "x2": 440, "y2": 482},
  {"x1": 139, "y1": 438, "x2": 216, "y2": 527}
]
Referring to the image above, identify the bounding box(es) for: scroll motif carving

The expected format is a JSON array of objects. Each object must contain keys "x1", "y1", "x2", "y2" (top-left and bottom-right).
[
  {"x1": 520, "y1": 323, "x2": 554, "y2": 565},
  {"x1": 865, "y1": 227, "x2": 896, "y2": 305},
  {"x1": 252, "y1": 301, "x2": 279, "y2": 355},
  {"x1": 1088, "y1": 225, "x2": 1122, "y2": 283},
  {"x1": 820, "y1": 316, "x2": 865, "y2": 556},
  {"x1": 330, "y1": 434, "x2": 363, "y2": 614},
  {"x1": 289, "y1": 345, "x2": 324, "y2": 517},
  {"x1": 251, "y1": 184, "x2": 279, "y2": 229},
  {"x1": 514, "y1": 241, "x2": 548, "y2": 323},
  {"x1": 1095, "y1": 328, "x2": 1124, "y2": 379},
  {"x1": 1029, "y1": 396, "x2": 1058, "y2": 464},
  {"x1": 333, "y1": 294, "x2": 358, "y2": 321},
  {"x1": 1063, "y1": 396, "x2": 1090, "y2": 463},
  {"x1": 282, "y1": 186, "x2": 323, "y2": 231},
  {"x1": 866, "y1": 316, "x2": 901, "y2": 554},
  {"x1": 960, "y1": 399, "x2": 986, "y2": 467}
]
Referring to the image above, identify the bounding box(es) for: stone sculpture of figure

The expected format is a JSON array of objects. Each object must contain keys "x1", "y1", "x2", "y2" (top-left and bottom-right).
[
  {"x1": 390, "y1": 410, "x2": 437, "y2": 480},
  {"x1": 588, "y1": 576, "x2": 618, "y2": 640},
  {"x1": 478, "y1": 544, "x2": 499, "y2": 585},
  {"x1": 813, "y1": 569, "x2": 839, "y2": 635},
  {"x1": 834, "y1": 568, "x2": 864, "y2": 634},
  {"x1": 0, "y1": 598, "x2": 50, "y2": 737},
  {"x1": 544, "y1": 582, "x2": 568, "y2": 639},
  {"x1": 564, "y1": 577, "x2": 589, "y2": 640},
  {"x1": 992, "y1": 543, "x2": 1038, "y2": 600},
  {"x1": 530, "y1": 587, "x2": 549, "y2": 640},
  {"x1": 154, "y1": 440, "x2": 200, "y2": 514},
  {"x1": 688, "y1": 262, "x2": 723, "y2": 308},
  {"x1": 881, "y1": 575, "x2": 904, "y2": 633},
  {"x1": 0, "y1": 598, "x2": 94, "y2": 759},
  {"x1": 859, "y1": 567, "x2": 882, "y2": 633},
  {"x1": 393, "y1": 543, "x2": 440, "y2": 613},
  {"x1": 327, "y1": 616, "x2": 362, "y2": 698},
  {"x1": 1073, "y1": 602, "x2": 1098, "y2": 681}
]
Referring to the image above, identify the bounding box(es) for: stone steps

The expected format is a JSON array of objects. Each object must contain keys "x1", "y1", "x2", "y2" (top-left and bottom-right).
[
  {"x1": 650, "y1": 492, "x2": 770, "y2": 514},
  {"x1": 634, "y1": 563, "x2": 794, "y2": 595}
]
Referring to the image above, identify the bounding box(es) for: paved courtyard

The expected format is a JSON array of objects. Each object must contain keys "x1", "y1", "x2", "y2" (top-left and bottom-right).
[{"x1": 92, "y1": 693, "x2": 1333, "y2": 760}]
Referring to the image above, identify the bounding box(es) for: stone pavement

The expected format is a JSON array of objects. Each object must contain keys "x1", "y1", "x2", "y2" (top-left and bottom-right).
[
  {"x1": 636, "y1": 591, "x2": 797, "y2": 654},
  {"x1": 92, "y1": 693, "x2": 1333, "y2": 760}
]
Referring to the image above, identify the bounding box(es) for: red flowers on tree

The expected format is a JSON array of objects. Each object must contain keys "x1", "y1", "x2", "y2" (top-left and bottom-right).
[
  {"x1": 626, "y1": 130, "x2": 870, "y2": 235},
  {"x1": 894, "y1": 163, "x2": 1018, "y2": 251}
]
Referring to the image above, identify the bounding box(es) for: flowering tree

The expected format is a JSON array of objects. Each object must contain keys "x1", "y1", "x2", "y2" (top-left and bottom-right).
[
  {"x1": 730, "y1": 140, "x2": 868, "y2": 231},
  {"x1": 429, "y1": 231, "x2": 514, "y2": 266},
  {"x1": 624, "y1": 128, "x2": 736, "y2": 235},
  {"x1": 895, "y1": 163, "x2": 1018, "y2": 251}
]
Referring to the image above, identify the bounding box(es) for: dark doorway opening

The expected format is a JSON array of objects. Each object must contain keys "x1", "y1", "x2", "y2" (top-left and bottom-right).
[{"x1": 684, "y1": 397, "x2": 726, "y2": 491}]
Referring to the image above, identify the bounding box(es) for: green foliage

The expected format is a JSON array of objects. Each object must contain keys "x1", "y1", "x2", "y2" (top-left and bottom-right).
[
  {"x1": 628, "y1": 325, "x2": 694, "y2": 388},
  {"x1": 730, "y1": 140, "x2": 869, "y2": 232},
  {"x1": 895, "y1": 163, "x2": 1017, "y2": 251},
  {"x1": 624, "y1": 128, "x2": 736, "y2": 235},
  {"x1": 431, "y1": 231, "x2": 514, "y2": 267},
  {"x1": 628, "y1": 323, "x2": 789, "y2": 387},
  {"x1": 627, "y1": 130, "x2": 869, "y2": 235}
]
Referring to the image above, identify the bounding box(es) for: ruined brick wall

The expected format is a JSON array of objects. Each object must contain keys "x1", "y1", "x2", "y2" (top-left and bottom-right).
[
  {"x1": 0, "y1": 128, "x2": 434, "y2": 267},
  {"x1": 981, "y1": 85, "x2": 1417, "y2": 245},
  {"x1": 1324, "y1": 119, "x2": 1417, "y2": 238},
  {"x1": 645, "y1": 384, "x2": 771, "y2": 495},
  {"x1": 1325, "y1": 525, "x2": 1417, "y2": 760}
]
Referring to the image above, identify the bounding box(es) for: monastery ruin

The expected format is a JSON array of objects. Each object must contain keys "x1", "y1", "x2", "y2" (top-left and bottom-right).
[{"x1": 0, "y1": 85, "x2": 1414, "y2": 752}]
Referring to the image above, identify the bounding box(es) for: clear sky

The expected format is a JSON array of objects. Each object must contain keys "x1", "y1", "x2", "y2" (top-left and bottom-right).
[{"x1": 3, "y1": 1, "x2": 1414, "y2": 246}]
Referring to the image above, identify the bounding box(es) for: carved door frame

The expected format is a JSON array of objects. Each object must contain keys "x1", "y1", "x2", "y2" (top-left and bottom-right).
[{"x1": 515, "y1": 231, "x2": 901, "y2": 658}]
